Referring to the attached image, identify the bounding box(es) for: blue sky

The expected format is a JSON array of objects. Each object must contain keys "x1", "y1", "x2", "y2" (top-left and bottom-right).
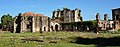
[{"x1": 0, "y1": 0, "x2": 120, "y2": 21}]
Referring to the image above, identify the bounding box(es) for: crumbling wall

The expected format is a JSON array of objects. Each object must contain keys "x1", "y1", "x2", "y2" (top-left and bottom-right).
[{"x1": 41, "y1": 16, "x2": 50, "y2": 32}]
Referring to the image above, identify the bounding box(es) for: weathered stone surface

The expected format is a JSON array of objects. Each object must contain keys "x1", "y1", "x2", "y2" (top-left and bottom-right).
[
  {"x1": 13, "y1": 8, "x2": 120, "y2": 32},
  {"x1": 14, "y1": 12, "x2": 50, "y2": 33},
  {"x1": 51, "y1": 8, "x2": 83, "y2": 31},
  {"x1": 104, "y1": 14, "x2": 108, "y2": 21},
  {"x1": 112, "y1": 8, "x2": 120, "y2": 30},
  {"x1": 96, "y1": 13, "x2": 114, "y2": 30},
  {"x1": 52, "y1": 8, "x2": 83, "y2": 23}
]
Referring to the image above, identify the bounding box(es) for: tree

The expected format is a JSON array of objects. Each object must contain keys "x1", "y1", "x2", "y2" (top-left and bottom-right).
[
  {"x1": 1, "y1": 14, "x2": 14, "y2": 31},
  {"x1": 18, "y1": 13, "x2": 22, "y2": 16}
]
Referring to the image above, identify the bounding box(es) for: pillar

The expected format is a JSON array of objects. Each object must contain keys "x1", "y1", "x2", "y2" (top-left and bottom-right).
[
  {"x1": 32, "y1": 16, "x2": 35, "y2": 32},
  {"x1": 104, "y1": 14, "x2": 108, "y2": 21}
]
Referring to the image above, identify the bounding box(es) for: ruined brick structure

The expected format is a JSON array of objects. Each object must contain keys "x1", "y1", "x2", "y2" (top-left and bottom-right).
[
  {"x1": 52, "y1": 8, "x2": 82, "y2": 23},
  {"x1": 112, "y1": 8, "x2": 120, "y2": 30},
  {"x1": 96, "y1": 13, "x2": 114, "y2": 30},
  {"x1": 51, "y1": 8, "x2": 83, "y2": 31},
  {"x1": 13, "y1": 8, "x2": 120, "y2": 32},
  {"x1": 14, "y1": 12, "x2": 50, "y2": 33}
]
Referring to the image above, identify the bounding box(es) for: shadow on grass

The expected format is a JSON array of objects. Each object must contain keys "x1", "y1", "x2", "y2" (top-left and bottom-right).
[{"x1": 72, "y1": 36, "x2": 120, "y2": 46}]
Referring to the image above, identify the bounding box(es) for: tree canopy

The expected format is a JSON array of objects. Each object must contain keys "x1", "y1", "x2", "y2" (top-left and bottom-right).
[{"x1": 1, "y1": 14, "x2": 14, "y2": 31}]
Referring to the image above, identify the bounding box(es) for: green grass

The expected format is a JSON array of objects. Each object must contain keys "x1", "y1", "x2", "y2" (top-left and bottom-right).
[{"x1": 0, "y1": 31, "x2": 120, "y2": 47}]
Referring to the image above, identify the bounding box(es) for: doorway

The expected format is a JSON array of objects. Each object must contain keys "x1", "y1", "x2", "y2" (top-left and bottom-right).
[{"x1": 55, "y1": 24, "x2": 58, "y2": 31}]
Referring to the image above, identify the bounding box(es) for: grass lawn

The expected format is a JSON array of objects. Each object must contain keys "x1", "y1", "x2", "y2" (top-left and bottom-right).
[{"x1": 0, "y1": 31, "x2": 120, "y2": 47}]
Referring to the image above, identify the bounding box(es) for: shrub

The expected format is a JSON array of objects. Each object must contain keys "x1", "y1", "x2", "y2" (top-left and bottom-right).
[{"x1": 118, "y1": 29, "x2": 120, "y2": 31}]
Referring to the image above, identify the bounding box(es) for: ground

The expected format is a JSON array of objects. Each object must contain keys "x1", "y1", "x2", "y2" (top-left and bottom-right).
[{"x1": 0, "y1": 31, "x2": 120, "y2": 47}]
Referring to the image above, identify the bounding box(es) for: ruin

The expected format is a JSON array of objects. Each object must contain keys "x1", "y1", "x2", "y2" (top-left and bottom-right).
[
  {"x1": 112, "y1": 8, "x2": 120, "y2": 30},
  {"x1": 14, "y1": 12, "x2": 50, "y2": 33},
  {"x1": 13, "y1": 8, "x2": 120, "y2": 33},
  {"x1": 98, "y1": 8, "x2": 120, "y2": 31},
  {"x1": 96, "y1": 13, "x2": 114, "y2": 31},
  {"x1": 52, "y1": 8, "x2": 82, "y2": 23},
  {"x1": 51, "y1": 8, "x2": 83, "y2": 31}
]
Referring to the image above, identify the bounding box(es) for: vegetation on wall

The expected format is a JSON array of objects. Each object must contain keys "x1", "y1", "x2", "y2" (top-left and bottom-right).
[{"x1": 80, "y1": 20, "x2": 97, "y2": 26}]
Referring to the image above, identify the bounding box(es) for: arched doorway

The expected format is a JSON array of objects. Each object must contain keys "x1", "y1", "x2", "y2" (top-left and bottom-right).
[{"x1": 55, "y1": 24, "x2": 58, "y2": 31}]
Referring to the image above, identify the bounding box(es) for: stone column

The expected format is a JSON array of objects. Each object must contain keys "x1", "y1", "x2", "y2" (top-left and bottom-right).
[
  {"x1": 20, "y1": 16, "x2": 27, "y2": 32},
  {"x1": 96, "y1": 13, "x2": 100, "y2": 24},
  {"x1": 20, "y1": 21, "x2": 23, "y2": 32},
  {"x1": 75, "y1": 8, "x2": 81, "y2": 22},
  {"x1": 104, "y1": 14, "x2": 108, "y2": 30},
  {"x1": 20, "y1": 16, "x2": 24, "y2": 32},
  {"x1": 104, "y1": 14, "x2": 108, "y2": 21},
  {"x1": 96, "y1": 13, "x2": 100, "y2": 33},
  {"x1": 14, "y1": 17, "x2": 17, "y2": 33},
  {"x1": 58, "y1": 11, "x2": 61, "y2": 17},
  {"x1": 54, "y1": 11, "x2": 58, "y2": 18},
  {"x1": 35, "y1": 16, "x2": 41, "y2": 32},
  {"x1": 52, "y1": 11, "x2": 55, "y2": 19},
  {"x1": 32, "y1": 16, "x2": 35, "y2": 32}
]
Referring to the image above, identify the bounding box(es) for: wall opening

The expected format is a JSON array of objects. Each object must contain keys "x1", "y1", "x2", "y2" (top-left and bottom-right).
[
  {"x1": 44, "y1": 27, "x2": 46, "y2": 31},
  {"x1": 51, "y1": 26, "x2": 53, "y2": 31},
  {"x1": 55, "y1": 24, "x2": 58, "y2": 31}
]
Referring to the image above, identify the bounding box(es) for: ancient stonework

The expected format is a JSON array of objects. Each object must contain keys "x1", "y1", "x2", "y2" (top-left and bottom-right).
[
  {"x1": 51, "y1": 8, "x2": 83, "y2": 31},
  {"x1": 14, "y1": 12, "x2": 50, "y2": 33},
  {"x1": 52, "y1": 8, "x2": 82, "y2": 23},
  {"x1": 13, "y1": 8, "x2": 120, "y2": 32},
  {"x1": 96, "y1": 13, "x2": 114, "y2": 30},
  {"x1": 104, "y1": 14, "x2": 108, "y2": 21},
  {"x1": 112, "y1": 8, "x2": 120, "y2": 30}
]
